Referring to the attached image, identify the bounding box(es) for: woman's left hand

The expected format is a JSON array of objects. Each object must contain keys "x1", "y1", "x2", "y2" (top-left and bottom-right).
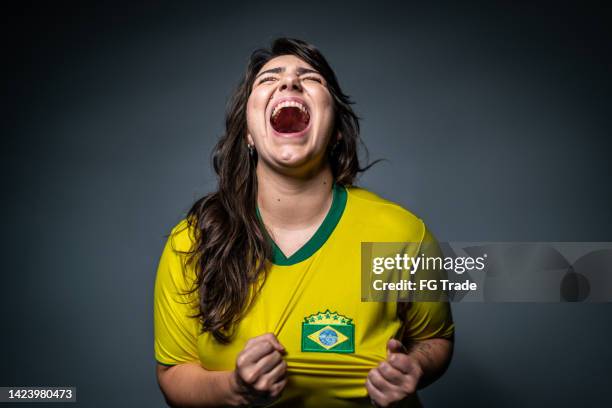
[{"x1": 365, "y1": 339, "x2": 423, "y2": 407}]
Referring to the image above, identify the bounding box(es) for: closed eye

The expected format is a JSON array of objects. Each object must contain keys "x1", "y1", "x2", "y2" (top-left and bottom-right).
[
  {"x1": 303, "y1": 76, "x2": 323, "y2": 84},
  {"x1": 258, "y1": 76, "x2": 277, "y2": 84}
]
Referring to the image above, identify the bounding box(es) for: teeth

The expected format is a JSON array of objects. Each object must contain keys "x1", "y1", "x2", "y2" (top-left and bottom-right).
[{"x1": 271, "y1": 100, "x2": 309, "y2": 119}]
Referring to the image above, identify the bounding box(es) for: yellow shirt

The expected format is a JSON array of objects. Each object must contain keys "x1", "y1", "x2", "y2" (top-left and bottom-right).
[{"x1": 154, "y1": 185, "x2": 454, "y2": 407}]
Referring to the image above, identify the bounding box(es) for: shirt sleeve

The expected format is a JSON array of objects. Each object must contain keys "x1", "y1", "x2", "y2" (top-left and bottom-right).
[
  {"x1": 399, "y1": 227, "x2": 455, "y2": 341},
  {"x1": 153, "y1": 221, "x2": 201, "y2": 366}
]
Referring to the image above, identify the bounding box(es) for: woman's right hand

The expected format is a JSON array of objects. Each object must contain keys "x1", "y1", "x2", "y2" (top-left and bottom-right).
[{"x1": 230, "y1": 333, "x2": 288, "y2": 406}]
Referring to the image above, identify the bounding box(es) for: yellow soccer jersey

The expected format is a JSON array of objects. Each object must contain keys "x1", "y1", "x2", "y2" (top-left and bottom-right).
[{"x1": 154, "y1": 184, "x2": 454, "y2": 407}]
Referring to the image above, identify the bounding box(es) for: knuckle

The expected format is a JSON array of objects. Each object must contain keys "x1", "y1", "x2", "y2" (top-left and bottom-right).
[
  {"x1": 405, "y1": 377, "x2": 417, "y2": 393},
  {"x1": 270, "y1": 350, "x2": 282, "y2": 363},
  {"x1": 242, "y1": 369, "x2": 258, "y2": 384},
  {"x1": 378, "y1": 398, "x2": 390, "y2": 408},
  {"x1": 236, "y1": 354, "x2": 247, "y2": 368},
  {"x1": 254, "y1": 379, "x2": 270, "y2": 391},
  {"x1": 392, "y1": 391, "x2": 405, "y2": 400},
  {"x1": 414, "y1": 365, "x2": 424, "y2": 378},
  {"x1": 271, "y1": 381, "x2": 286, "y2": 397}
]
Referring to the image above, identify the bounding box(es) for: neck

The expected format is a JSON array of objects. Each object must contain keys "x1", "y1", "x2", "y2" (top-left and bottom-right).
[{"x1": 256, "y1": 163, "x2": 335, "y2": 230}]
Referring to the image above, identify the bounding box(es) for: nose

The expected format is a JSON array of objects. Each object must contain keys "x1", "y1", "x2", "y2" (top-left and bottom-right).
[{"x1": 278, "y1": 73, "x2": 302, "y2": 92}]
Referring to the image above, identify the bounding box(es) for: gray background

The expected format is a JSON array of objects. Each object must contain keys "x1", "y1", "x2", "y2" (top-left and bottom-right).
[{"x1": 2, "y1": 1, "x2": 611, "y2": 406}]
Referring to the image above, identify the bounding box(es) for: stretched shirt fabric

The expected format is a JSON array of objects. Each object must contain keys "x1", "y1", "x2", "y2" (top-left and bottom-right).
[{"x1": 154, "y1": 185, "x2": 454, "y2": 407}]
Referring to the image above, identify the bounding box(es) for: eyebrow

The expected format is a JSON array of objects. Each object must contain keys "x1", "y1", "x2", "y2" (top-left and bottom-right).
[{"x1": 255, "y1": 66, "x2": 321, "y2": 79}]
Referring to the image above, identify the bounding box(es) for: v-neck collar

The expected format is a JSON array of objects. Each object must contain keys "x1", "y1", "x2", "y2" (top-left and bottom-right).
[{"x1": 256, "y1": 183, "x2": 347, "y2": 266}]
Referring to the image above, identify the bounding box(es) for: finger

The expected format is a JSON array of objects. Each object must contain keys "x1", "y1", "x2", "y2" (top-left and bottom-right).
[
  {"x1": 246, "y1": 333, "x2": 284, "y2": 352},
  {"x1": 387, "y1": 338, "x2": 407, "y2": 356},
  {"x1": 245, "y1": 333, "x2": 284, "y2": 352},
  {"x1": 258, "y1": 333, "x2": 285, "y2": 353},
  {"x1": 268, "y1": 371, "x2": 289, "y2": 398},
  {"x1": 387, "y1": 352, "x2": 418, "y2": 374},
  {"x1": 253, "y1": 360, "x2": 288, "y2": 392},
  {"x1": 383, "y1": 361, "x2": 419, "y2": 395},
  {"x1": 270, "y1": 366, "x2": 289, "y2": 396},
  {"x1": 377, "y1": 361, "x2": 406, "y2": 386},
  {"x1": 238, "y1": 350, "x2": 283, "y2": 385},
  {"x1": 239, "y1": 340, "x2": 277, "y2": 367},
  {"x1": 252, "y1": 350, "x2": 284, "y2": 377},
  {"x1": 367, "y1": 367, "x2": 398, "y2": 394},
  {"x1": 387, "y1": 355, "x2": 421, "y2": 394},
  {"x1": 365, "y1": 377, "x2": 390, "y2": 408},
  {"x1": 368, "y1": 371, "x2": 406, "y2": 407},
  {"x1": 236, "y1": 345, "x2": 275, "y2": 385}
]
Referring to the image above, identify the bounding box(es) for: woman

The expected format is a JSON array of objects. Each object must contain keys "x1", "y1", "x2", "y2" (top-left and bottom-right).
[{"x1": 154, "y1": 38, "x2": 454, "y2": 407}]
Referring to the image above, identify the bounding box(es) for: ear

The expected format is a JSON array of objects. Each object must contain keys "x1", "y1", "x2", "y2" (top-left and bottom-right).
[
  {"x1": 246, "y1": 133, "x2": 254, "y2": 145},
  {"x1": 335, "y1": 131, "x2": 342, "y2": 144}
]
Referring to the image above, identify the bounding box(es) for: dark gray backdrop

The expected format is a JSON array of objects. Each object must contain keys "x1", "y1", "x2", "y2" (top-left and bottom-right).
[{"x1": 2, "y1": 1, "x2": 611, "y2": 406}]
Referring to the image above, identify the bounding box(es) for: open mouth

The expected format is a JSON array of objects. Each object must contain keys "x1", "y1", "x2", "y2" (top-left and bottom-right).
[{"x1": 270, "y1": 99, "x2": 310, "y2": 134}]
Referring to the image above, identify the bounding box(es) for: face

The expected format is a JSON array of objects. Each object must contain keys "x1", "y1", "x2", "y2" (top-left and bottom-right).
[{"x1": 246, "y1": 54, "x2": 336, "y2": 174}]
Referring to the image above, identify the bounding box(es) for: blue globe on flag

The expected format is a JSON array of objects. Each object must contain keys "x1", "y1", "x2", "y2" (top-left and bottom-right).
[{"x1": 319, "y1": 329, "x2": 338, "y2": 346}]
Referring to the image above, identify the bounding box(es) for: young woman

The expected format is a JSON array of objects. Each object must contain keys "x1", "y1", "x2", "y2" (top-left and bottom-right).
[{"x1": 154, "y1": 38, "x2": 454, "y2": 407}]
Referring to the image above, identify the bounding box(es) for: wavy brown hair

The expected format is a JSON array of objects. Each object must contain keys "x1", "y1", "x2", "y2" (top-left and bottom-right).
[{"x1": 181, "y1": 38, "x2": 372, "y2": 343}]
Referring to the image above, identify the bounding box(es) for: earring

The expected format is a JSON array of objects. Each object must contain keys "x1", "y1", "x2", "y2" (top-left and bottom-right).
[{"x1": 247, "y1": 143, "x2": 255, "y2": 157}]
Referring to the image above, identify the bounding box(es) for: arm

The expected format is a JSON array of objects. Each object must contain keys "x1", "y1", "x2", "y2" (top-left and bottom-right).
[
  {"x1": 154, "y1": 226, "x2": 245, "y2": 407},
  {"x1": 366, "y1": 337, "x2": 453, "y2": 407},
  {"x1": 156, "y1": 333, "x2": 287, "y2": 408},
  {"x1": 157, "y1": 363, "x2": 243, "y2": 408},
  {"x1": 405, "y1": 337, "x2": 453, "y2": 389},
  {"x1": 154, "y1": 228, "x2": 287, "y2": 406},
  {"x1": 399, "y1": 226, "x2": 455, "y2": 389}
]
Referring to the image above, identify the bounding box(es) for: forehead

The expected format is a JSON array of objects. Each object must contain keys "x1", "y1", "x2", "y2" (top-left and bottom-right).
[{"x1": 257, "y1": 54, "x2": 317, "y2": 75}]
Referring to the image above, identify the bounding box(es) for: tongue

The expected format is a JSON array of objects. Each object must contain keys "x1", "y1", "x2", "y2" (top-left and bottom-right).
[{"x1": 271, "y1": 107, "x2": 309, "y2": 133}]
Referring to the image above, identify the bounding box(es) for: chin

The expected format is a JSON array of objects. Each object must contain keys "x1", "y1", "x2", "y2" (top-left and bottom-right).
[
  {"x1": 275, "y1": 153, "x2": 309, "y2": 168},
  {"x1": 273, "y1": 151, "x2": 327, "y2": 175}
]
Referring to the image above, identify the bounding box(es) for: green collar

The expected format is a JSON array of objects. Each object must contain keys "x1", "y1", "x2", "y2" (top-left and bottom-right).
[{"x1": 256, "y1": 183, "x2": 347, "y2": 266}]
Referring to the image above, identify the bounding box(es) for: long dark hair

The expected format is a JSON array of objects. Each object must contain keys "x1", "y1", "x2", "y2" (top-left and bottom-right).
[{"x1": 181, "y1": 38, "x2": 370, "y2": 343}]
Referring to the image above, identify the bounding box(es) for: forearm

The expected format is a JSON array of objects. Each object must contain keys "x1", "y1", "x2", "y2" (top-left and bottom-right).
[
  {"x1": 406, "y1": 338, "x2": 453, "y2": 389},
  {"x1": 158, "y1": 363, "x2": 244, "y2": 407}
]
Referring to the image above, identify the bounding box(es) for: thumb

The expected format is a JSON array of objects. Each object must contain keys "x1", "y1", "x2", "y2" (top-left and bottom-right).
[
  {"x1": 387, "y1": 338, "x2": 407, "y2": 356},
  {"x1": 269, "y1": 335, "x2": 286, "y2": 354}
]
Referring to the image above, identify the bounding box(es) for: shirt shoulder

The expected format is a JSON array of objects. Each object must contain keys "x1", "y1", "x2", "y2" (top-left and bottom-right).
[
  {"x1": 344, "y1": 186, "x2": 426, "y2": 242},
  {"x1": 157, "y1": 219, "x2": 199, "y2": 289},
  {"x1": 168, "y1": 219, "x2": 197, "y2": 253}
]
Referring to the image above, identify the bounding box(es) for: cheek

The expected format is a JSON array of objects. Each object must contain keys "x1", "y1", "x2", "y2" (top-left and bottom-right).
[
  {"x1": 317, "y1": 93, "x2": 335, "y2": 133},
  {"x1": 314, "y1": 90, "x2": 334, "y2": 121},
  {"x1": 246, "y1": 91, "x2": 269, "y2": 126}
]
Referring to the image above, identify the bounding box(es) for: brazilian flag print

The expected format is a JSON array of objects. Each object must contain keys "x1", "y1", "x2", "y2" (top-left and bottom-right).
[{"x1": 301, "y1": 310, "x2": 355, "y2": 353}]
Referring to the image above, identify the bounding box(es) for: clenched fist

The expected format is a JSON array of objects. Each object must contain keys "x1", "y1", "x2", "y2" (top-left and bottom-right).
[
  {"x1": 230, "y1": 333, "x2": 288, "y2": 406},
  {"x1": 366, "y1": 339, "x2": 423, "y2": 407}
]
